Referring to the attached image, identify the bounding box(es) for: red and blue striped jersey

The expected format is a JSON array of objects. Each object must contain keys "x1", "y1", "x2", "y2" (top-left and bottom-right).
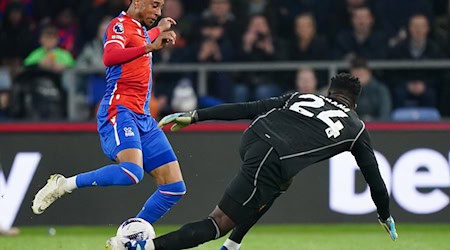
[{"x1": 101, "y1": 11, "x2": 153, "y2": 120}]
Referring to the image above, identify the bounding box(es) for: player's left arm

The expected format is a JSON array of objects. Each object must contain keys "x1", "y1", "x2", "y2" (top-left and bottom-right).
[
  {"x1": 351, "y1": 129, "x2": 390, "y2": 218},
  {"x1": 147, "y1": 17, "x2": 177, "y2": 42},
  {"x1": 351, "y1": 128, "x2": 398, "y2": 240}
]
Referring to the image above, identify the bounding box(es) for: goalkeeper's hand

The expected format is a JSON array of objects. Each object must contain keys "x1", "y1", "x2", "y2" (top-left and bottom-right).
[
  {"x1": 378, "y1": 215, "x2": 398, "y2": 241},
  {"x1": 158, "y1": 111, "x2": 198, "y2": 131}
]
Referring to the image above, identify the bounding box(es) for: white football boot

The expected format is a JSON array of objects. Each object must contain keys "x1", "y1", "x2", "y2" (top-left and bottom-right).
[{"x1": 32, "y1": 174, "x2": 71, "y2": 214}]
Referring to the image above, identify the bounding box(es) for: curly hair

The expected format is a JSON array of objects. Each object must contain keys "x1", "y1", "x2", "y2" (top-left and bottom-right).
[{"x1": 329, "y1": 73, "x2": 361, "y2": 103}]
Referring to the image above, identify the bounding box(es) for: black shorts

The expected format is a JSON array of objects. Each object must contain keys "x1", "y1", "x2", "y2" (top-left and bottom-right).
[{"x1": 218, "y1": 129, "x2": 291, "y2": 224}]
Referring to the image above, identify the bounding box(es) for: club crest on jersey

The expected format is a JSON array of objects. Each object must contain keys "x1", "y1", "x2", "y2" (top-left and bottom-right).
[
  {"x1": 124, "y1": 127, "x2": 135, "y2": 137},
  {"x1": 113, "y1": 23, "x2": 124, "y2": 34}
]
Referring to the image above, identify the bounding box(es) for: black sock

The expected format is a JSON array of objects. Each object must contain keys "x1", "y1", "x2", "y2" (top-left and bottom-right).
[
  {"x1": 228, "y1": 199, "x2": 275, "y2": 244},
  {"x1": 154, "y1": 218, "x2": 219, "y2": 250}
]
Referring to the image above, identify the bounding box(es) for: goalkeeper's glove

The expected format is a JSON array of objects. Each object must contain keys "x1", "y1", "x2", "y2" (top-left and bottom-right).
[
  {"x1": 158, "y1": 110, "x2": 198, "y2": 131},
  {"x1": 378, "y1": 215, "x2": 398, "y2": 241}
]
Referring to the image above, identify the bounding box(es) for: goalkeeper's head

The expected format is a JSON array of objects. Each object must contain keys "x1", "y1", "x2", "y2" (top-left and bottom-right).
[{"x1": 327, "y1": 73, "x2": 361, "y2": 110}]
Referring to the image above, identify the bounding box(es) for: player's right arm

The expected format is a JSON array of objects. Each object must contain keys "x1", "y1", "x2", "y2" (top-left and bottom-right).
[
  {"x1": 351, "y1": 128, "x2": 398, "y2": 241},
  {"x1": 158, "y1": 93, "x2": 296, "y2": 131}
]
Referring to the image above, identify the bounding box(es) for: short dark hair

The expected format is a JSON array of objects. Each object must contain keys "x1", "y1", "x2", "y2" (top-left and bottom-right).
[
  {"x1": 329, "y1": 73, "x2": 361, "y2": 103},
  {"x1": 351, "y1": 5, "x2": 372, "y2": 19},
  {"x1": 41, "y1": 25, "x2": 58, "y2": 37},
  {"x1": 350, "y1": 57, "x2": 369, "y2": 70}
]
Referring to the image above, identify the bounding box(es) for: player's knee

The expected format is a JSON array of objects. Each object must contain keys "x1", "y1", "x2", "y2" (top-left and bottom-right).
[
  {"x1": 158, "y1": 180, "x2": 186, "y2": 203},
  {"x1": 119, "y1": 162, "x2": 144, "y2": 184}
]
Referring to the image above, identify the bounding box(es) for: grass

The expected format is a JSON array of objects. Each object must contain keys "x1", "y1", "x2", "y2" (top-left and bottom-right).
[{"x1": 0, "y1": 224, "x2": 449, "y2": 250}]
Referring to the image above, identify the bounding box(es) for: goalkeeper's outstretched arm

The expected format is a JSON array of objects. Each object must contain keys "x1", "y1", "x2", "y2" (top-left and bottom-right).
[
  {"x1": 196, "y1": 93, "x2": 293, "y2": 121},
  {"x1": 351, "y1": 129, "x2": 398, "y2": 241},
  {"x1": 158, "y1": 93, "x2": 295, "y2": 131}
]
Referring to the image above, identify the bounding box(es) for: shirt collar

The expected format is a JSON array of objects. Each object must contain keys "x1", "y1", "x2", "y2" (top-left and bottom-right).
[{"x1": 121, "y1": 11, "x2": 143, "y2": 28}]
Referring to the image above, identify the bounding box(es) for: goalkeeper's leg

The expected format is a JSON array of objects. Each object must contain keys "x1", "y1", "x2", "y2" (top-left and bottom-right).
[
  {"x1": 221, "y1": 198, "x2": 275, "y2": 250},
  {"x1": 222, "y1": 178, "x2": 293, "y2": 250}
]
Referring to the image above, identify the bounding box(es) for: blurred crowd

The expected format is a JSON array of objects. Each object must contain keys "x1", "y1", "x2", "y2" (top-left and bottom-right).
[{"x1": 1, "y1": 0, "x2": 450, "y2": 121}]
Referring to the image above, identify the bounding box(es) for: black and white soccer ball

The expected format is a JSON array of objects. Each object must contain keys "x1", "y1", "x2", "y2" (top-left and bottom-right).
[{"x1": 116, "y1": 218, "x2": 155, "y2": 242}]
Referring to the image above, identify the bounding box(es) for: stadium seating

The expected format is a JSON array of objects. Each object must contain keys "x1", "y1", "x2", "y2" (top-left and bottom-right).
[{"x1": 391, "y1": 107, "x2": 441, "y2": 121}]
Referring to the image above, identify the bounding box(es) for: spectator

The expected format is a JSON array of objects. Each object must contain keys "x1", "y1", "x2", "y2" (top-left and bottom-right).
[
  {"x1": 162, "y1": 0, "x2": 193, "y2": 44},
  {"x1": 79, "y1": 0, "x2": 129, "y2": 42},
  {"x1": 350, "y1": 58, "x2": 392, "y2": 121},
  {"x1": 24, "y1": 25, "x2": 75, "y2": 72},
  {"x1": 331, "y1": 0, "x2": 368, "y2": 35},
  {"x1": 288, "y1": 13, "x2": 329, "y2": 61},
  {"x1": 295, "y1": 68, "x2": 319, "y2": 94},
  {"x1": 32, "y1": 0, "x2": 81, "y2": 22},
  {"x1": 54, "y1": 8, "x2": 78, "y2": 56},
  {"x1": 77, "y1": 17, "x2": 111, "y2": 70},
  {"x1": 152, "y1": 0, "x2": 195, "y2": 114},
  {"x1": 195, "y1": 18, "x2": 234, "y2": 63},
  {"x1": 193, "y1": 18, "x2": 235, "y2": 101},
  {"x1": 273, "y1": 0, "x2": 334, "y2": 39},
  {"x1": 10, "y1": 25, "x2": 74, "y2": 120},
  {"x1": 387, "y1": 14, "x2": 443, "y2": 87},
  {"x1": 389, "y1": 14, "x2": 442, "y2": 59},
  {"x1": 393, "y1": 77, "x2": 437, "y2": 109},
  {"x1": 202, "y1": 0, "x2": 235, "y2": 27},
  {"x1": 201, "y1": 0, "x2": 241, "y2": 49},
  {"x1": 334, "y1": 6, "x2": 387, "y2": 60},
  {"x1": 76, "y1": 17, "x2": 111, "y2": 117},
  {"x1": 0, "y1": 2, "x2": 34, "y2": 77},
  {"x1": 375, "y1": 0, "x2": 433, "y2": 46},
  {"x1": 234, "y1": 15, "x2": 282, "y2": 102}
]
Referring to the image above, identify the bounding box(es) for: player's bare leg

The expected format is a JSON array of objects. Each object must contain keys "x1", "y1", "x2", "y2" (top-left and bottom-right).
[
  {"x1": 116, "y1": 148, "x2": 144, "y2": 168},
  {"x1": 150, "y1": 161, "x2": 183, "y2": 185}
]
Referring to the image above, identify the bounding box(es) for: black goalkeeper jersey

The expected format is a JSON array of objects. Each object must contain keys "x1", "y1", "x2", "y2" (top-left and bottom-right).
[
  {"x1": 249, "y1": 92, "x2": 374, "y2": 178},
  {"x1": 197, "y1": 92, "x2": 388, "y2": 219}
]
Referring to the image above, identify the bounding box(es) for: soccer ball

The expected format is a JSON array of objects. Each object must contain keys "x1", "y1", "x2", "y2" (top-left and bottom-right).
[{"x1": 116, "y1": 218, "x2": 156, "y2": 242}]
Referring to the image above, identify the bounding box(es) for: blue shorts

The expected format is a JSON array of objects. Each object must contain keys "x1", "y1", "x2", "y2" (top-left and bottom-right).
[{"x1": 97, "y1": 105, "x2": 177, "y2": 173}]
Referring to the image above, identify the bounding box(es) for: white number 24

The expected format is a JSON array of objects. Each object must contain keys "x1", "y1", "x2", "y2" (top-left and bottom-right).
[{"x1": 289, "y1": 94, "x2": 348, "y2": 138}]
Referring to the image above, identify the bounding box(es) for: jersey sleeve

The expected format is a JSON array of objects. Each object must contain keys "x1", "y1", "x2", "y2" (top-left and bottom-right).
[
  {"x1": 103, "y1": 19, "x2": 147, "y2": 66},
  {"x1": 351, "y1": 128, "x2": 390, "y2": 220},
  {"x1": 104, "y1": 19, "x2": 130, "y2": 49},
  {"x1": 197, "y1": 93, "x2": 294, "y2": 121},
  {"x1": 147, "y1": 27, "x2": 161, "y2": 42}
]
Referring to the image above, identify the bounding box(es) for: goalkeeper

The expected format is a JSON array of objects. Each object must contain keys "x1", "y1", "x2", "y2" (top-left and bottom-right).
[{"x1": 108, "y1": 73, "x2": 397, "y2": 250}]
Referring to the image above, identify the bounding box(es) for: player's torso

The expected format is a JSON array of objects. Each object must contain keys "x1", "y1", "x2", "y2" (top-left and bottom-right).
[
  {"x1": 102, "y1": 12, "x2": 153, "y2": 118},
  {"x1": 251, "y1": 93, "x2": 364, "y2": 161}
]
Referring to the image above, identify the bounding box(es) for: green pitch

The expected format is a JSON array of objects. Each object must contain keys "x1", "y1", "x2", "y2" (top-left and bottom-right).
[{"x1": 0, "y1": 224, "x2": 449, "y2": 250}]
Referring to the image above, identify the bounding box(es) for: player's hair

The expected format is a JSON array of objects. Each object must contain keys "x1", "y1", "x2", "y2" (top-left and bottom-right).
[
  {"x1": 350, "y1": 57, "x2": 369, "y2": 70},
  {"x1": 40, "y1": 25, "x2": 58, "y2": 37},
  {"x1": 295, "y1": 12, "x2": 316, "y2": 28},
  {"x1": 328, "y1": 73, "x2": 361, "y2": 106},
  {"x1": 351, "y1": 5, "x2": 372, "y2": 18}
]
